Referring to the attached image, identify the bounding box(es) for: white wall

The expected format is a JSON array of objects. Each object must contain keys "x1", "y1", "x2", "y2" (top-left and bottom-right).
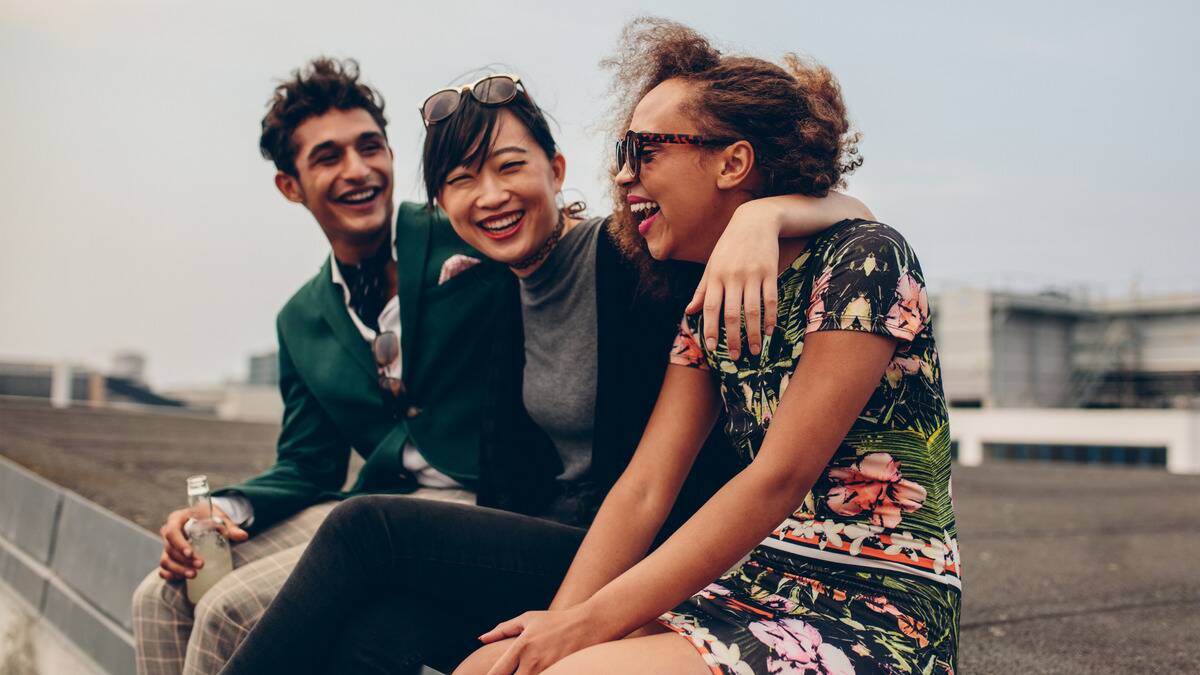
[
  {"x1": 949, "y1": 407, "x2": 1200, "y2": 475},
  {"x1": 932, "y1": 288, "x2": 993, "y2": 405}
]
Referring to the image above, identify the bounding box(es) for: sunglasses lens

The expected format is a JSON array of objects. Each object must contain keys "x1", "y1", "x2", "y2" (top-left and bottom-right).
[
  {"x1": 372, "y1": 332, "x2": 400, "y2": 366},
  {"x1": 474, "y1": 76, "x2": 518, "y2": 105},
  {"x1": 622, "y1": 131, "x2": 638, "y2": 178},
  {"x1": 422, "y1": 90, "x2": 461, "y2": 125}
]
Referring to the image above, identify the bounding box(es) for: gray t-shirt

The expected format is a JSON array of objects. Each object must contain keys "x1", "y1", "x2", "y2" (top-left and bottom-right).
[{"x1": 520, "y1": 217, "x2": 602, "y2": 481}]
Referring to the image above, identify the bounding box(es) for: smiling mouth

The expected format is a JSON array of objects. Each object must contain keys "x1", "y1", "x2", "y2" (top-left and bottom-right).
[
  {"x1": 336, "y1": 187, "x2": 382, "y2": 206},
  {"x1": 477, "y1": 210, "x2": 525, "y2": 239},
  {"x1": 630, "y1": 200, "x2": 661, "y2": 235}
]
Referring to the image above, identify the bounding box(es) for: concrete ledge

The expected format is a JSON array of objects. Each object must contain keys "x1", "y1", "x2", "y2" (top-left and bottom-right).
[
  {"x1": 0, "y1": 456, "x2": 64, "y2": 563},
  {"x1": 43, "y1": 582, "x2": 135, "y2": 675},
  {"x1": 52, "y1": 492, "x2": 160, "y2": 630},
  {"x1": 0, "y1": 455, "x2": 158, "y2": 674},
  {"x1": 0, "y1": 540, "x2": 48, "y2": 611}
]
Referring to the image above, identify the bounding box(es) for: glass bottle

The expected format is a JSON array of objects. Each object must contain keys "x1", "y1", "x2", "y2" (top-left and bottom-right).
[{"x1": 183, "y1": 475, "x2": 234, "y2": 603}]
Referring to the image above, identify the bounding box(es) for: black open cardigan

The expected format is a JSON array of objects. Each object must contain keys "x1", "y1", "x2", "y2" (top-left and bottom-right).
[{"x1": 478, "y1": 218, "x2": 739, "y2": 533}]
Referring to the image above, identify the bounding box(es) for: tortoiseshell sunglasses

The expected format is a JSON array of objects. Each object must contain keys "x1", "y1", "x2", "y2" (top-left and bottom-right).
[{"x1": 615, "y1": 130, "x2": 736, "y2": 181}]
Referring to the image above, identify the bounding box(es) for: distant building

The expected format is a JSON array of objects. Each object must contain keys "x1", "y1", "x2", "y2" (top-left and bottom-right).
[
  {"x1": 936, "y1": 289, "x2": 1200, "y2": 409},
  {"x1": 246, "y1": 350, "x2": 279, "y2": 387},
  {"x1": 0, "y1": 359, "x2": 183, "y2": 409},
  {"x1": 110, "y1": 350, "x2": 147, "y2": 384},
  {"x1": 164, "y1": 351, "x2": 283, "y2": 423}
]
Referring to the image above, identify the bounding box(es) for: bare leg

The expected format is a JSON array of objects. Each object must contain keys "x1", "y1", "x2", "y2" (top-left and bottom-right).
[
  {"x1": 455, "y1": 623, "x2": 708, "y2": 675},
  {"x1": 453, "y1": 639, "x2": 516, "y2": 675},
  {"x1": 543, "y1": 633, "x2": 711, "y2": 675}
]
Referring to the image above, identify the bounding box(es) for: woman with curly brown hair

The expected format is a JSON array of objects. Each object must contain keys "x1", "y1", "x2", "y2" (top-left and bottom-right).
[{"x1": 460, "y1": 19, "x2": 959, "y2": 675}]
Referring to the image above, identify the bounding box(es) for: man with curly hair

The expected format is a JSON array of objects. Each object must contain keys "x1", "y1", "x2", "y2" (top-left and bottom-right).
[{"x1": 130, "y1": 57, "x2": 536, "y2": 675}]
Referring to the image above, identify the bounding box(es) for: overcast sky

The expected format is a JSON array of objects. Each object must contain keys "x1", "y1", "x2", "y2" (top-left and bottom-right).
[{"x1": 1, "y1": 0, "x2": 1197, "y2": 388}]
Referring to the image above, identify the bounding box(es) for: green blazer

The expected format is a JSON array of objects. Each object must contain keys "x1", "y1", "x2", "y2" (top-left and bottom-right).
[{"x1": 217, "y1": 202, "x2": 524, "y2": 533}]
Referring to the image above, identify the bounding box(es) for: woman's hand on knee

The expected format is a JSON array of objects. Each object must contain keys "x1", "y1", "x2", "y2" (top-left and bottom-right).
[{"x1": 453, "y1": 639, "x2": 515, "y2": 675}]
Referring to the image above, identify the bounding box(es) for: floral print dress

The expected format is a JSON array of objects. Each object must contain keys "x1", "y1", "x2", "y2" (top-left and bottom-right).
[{"x1": 661, "y1": 220, "x2": 960, "y2": 675}]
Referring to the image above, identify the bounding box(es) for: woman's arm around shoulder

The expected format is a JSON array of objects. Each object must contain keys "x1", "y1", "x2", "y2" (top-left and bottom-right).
[{"x1": 690, "y1": 192, "x2": 875, "y2": 359}]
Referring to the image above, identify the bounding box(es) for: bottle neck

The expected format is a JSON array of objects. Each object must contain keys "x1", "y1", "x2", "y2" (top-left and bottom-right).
[{"x1": 188, "y1": 489, "x2": 214, "y2": 521}]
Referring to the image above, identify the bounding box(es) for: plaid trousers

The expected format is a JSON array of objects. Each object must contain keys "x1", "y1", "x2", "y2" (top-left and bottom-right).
[
  {"x1": 131, "y1": 501, "x2": 338, "y2": 675},
  {"x1": 132, "y1": 488, "x2": 474, "y2": 675}
]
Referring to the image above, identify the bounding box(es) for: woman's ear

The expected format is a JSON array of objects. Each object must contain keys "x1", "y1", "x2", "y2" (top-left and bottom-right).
[
  {"x1": 715, "y1": 140, "x2": 756, "y2": 191},
  {"x1": 551, "y1": 151, "x2": 567, "y2": 191}
]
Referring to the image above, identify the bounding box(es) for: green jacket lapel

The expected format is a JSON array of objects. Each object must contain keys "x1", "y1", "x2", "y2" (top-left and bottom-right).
[
  {"x1": 314, "y1": 257, "x2": 377, "y2": 380},
  {"x1": 395, "y1": 204, "x2": 433, "y2": 376}
]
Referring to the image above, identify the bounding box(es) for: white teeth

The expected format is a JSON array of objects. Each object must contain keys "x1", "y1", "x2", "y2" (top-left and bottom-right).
[
  {"x1": 630, "y1": 201, "x2": 660, "y2": 214},
  {"x1": 480, "y1": 212, "x2": 523, "y2": 230},
  {"x1": 341, "y1": 189, "x2": 376, "y2": 203}
]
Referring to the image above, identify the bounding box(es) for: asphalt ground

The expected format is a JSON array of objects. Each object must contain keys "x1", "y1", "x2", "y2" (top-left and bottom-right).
[{"x1": 2, "y1": 399, "x2": 1197, "y2": 674}]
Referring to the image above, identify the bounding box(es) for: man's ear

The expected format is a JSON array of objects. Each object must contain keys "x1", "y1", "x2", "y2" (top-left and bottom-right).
[
  {"x1": 275, "y1": 171, "x2": 305, "y2": 205},
  {"x1": 715, "y1": 140, "x2": 756, "y2": 191}
]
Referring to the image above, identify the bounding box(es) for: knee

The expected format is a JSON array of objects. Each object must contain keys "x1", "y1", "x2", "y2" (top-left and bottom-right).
[
  {"x1": 191, "y1": 579, "x2": 249, "y2": 638},
  {"x1": 132, "y1": 568, "x2": 164, "y2": 608},
  {"x1": 321, "y1": 494, "x2": 432, "y2": 548},
  {"x1": 542, "y1": 652, "x2": 607, "y2": 675},
  {"x1": 132, "y1": 568, "x2": 185, "y2": 624},
  {"x1": 453, "y1": 642, "x2": 510, "y2": 675},
  {"x1": 311, "y1": 495, "x2": 407, "y2": 568},
  {"x1": 322, "y1": 495, "x2": 390, "y2": 536}
]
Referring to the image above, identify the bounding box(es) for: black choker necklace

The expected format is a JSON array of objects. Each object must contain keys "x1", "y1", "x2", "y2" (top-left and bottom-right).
[{"x1": 510, "y1": 213, "x2": 566, "y2": 271}]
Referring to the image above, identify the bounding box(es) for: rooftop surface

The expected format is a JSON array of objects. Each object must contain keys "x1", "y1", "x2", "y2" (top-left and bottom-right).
[{"x1": 1, "y1": 398, "x2": 1197, "y2": 674}]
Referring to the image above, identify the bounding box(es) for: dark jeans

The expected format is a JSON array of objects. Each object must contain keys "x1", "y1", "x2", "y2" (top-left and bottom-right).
[{"x1": 219, "y1": 495, "x2": 586, "y2": 675}]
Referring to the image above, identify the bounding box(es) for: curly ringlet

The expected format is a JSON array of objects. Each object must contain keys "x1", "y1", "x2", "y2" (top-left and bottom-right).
[{"x1": 602, "y1": 17, "x2": 863, "y2": 295}]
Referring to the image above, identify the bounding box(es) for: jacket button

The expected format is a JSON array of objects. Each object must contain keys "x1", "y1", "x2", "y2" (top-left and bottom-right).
[{"x1": 405, "y1": 405, "x2": 422, "y2": 419}]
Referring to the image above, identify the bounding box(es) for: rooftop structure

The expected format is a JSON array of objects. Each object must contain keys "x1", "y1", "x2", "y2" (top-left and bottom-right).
[{"x1": 935, "y1": 289, "x2": 1200, "y2": 409}]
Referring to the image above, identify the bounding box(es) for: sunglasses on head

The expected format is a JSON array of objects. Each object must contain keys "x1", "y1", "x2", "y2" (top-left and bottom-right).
[
  {"x1": 615, "y1": 130, "x2": 736, "y2": 182},
  {"x1": 419, "y1": 74, "x2": 523, "y2": 127}
]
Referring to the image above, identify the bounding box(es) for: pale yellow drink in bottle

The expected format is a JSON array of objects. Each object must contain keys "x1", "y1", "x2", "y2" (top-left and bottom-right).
[{"x1": 184, "y1": 475, "x2": 234, "y2": 604}]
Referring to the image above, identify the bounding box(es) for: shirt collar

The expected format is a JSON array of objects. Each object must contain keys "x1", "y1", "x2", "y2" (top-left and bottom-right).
[{"x1": 329, "y1": 218, "x2": 398, "y2": 291}]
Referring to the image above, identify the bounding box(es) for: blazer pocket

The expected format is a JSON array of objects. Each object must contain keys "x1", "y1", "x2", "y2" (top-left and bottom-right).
[{"x1": 423, "y1": 263, "x2": 491, "y2": 300}]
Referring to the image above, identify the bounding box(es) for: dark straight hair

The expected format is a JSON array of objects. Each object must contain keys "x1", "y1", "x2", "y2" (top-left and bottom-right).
[{"x1": 421, "y1": 87, "x2": 559, "y2": 206}]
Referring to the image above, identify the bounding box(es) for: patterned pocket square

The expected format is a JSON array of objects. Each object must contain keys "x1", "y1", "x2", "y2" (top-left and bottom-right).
[{"x1": 438, "y1": 254, "x2": 483, "y2": 285}]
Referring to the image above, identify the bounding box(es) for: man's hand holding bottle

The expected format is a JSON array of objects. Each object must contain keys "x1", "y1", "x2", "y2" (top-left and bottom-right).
[{"x1": 157, "y1": 504, "x2": 248, "y2": 581}]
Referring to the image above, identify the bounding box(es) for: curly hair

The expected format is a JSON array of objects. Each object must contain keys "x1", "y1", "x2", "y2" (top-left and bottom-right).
[
  {"x1": 259, "y1": 57, "x2": 388, "y2": 176},
  {"x1": 601, "y1": 18, "x2": 862, "y2": 293}
]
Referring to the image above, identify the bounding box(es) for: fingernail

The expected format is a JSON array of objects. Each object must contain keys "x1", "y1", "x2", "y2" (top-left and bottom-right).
[
  {"x1": 706, "y1": 338, "x2": 716, "y2": 350},
  {"x1": 182, "y1": 549, "x2": 191, "y2": 557},
  {"x1": 195, "y1": 559, "x2": 203, "y2": 568},
  {"x1": 186, "y1": 570, "x2": 195, "y2": 578}
]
